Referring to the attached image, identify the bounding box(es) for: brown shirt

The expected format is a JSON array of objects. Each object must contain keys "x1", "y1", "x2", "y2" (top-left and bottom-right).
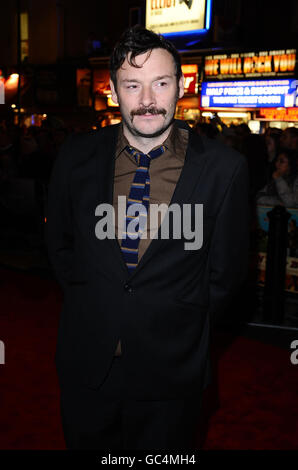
[{"x1": 113, "y1": 122, "x2": 189, "y2": 355}]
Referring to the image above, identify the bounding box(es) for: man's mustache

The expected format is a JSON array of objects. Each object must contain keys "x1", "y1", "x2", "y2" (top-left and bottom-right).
[{"x1": 131, "y1": 107, "x2": 167, "y2": 118}]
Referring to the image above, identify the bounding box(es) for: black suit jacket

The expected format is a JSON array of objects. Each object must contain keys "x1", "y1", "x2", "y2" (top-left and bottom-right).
[{"x1": 46, "y1": 120, "x2": 249, "y2": 400}]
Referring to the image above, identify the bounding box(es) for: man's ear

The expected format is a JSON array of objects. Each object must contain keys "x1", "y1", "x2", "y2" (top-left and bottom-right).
[
  {"x1": 178, "y1": 74, "x2": 184, "y2": 100},
  {"x1": 109, "y1": 79, "x2": 119, "y2": 105}
]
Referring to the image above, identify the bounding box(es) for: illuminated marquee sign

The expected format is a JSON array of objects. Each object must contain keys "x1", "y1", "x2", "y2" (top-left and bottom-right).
[
  {"x1": 256, "y1": 108, "x2": 298, "y2": 121},
  {"x1": 201, "y1": 79, "x2": 298, "y2": 108},
  {"x1": 182, "y1": 64, "x2": 198, "y2": 94},
  {"x1": 204, "y1": 49, "x2": 296, "y2": 80},
  {"x1": 146, "y1": 0, "x2": 211, "y2": 36}
]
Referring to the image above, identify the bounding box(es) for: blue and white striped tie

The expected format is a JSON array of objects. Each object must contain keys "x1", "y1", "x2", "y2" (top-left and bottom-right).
[{"x1": 120, "y1": 145, "x2": 166, "y2": 274}]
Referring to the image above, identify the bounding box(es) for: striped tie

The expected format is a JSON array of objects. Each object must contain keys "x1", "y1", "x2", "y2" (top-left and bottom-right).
[{"x1": 120, "y1": 145, "x2": 166, "y2": 274}]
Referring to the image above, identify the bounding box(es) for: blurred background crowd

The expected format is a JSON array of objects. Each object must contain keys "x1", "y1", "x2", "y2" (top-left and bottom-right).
[{"x1": 1, "y1": 116, "x2": 297, "y2": 207}]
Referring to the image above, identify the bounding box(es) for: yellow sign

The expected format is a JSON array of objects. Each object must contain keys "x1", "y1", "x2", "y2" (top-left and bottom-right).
[{"x1": 146, "y1": 0, "x2": 207, "y2": 35}]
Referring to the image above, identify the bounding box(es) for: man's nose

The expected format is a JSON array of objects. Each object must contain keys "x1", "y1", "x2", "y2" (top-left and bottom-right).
[{"x1": 140, "y1": 86, "x2": 155, "y2": 107}]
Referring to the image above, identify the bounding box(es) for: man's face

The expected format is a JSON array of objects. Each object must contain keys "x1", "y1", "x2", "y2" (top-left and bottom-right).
[
  {"x1": 275, "y1": 152, "x2": 290, "y2": 176},
  {"x1": 110, "y1": 48, "x2": 184, "y2": 140}
]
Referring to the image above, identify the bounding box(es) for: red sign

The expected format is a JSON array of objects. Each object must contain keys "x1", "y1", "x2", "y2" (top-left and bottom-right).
[
  {"x1": 256, "y1": 108, "x2": 298, "y2": 121},
  {"x1": 181, "y1": 64, "x2": 198, "y2": 95}
]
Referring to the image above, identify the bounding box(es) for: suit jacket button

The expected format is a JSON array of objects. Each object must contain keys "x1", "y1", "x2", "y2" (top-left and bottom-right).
[{"x1": 124, "y1": 283, "x2": 133, "y2": 293}]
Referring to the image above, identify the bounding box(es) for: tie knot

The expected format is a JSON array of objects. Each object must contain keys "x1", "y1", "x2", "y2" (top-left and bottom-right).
[{"x1": 126, "y1": 145, "x2": 166, "y2": 167}]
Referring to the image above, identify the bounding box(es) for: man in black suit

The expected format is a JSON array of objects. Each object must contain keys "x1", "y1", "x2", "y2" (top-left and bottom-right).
[{"x1": 46, "y1": 26, "x2": 249, "y2": 450}]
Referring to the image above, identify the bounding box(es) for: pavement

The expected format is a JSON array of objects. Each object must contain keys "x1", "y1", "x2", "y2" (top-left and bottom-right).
[{"x1": 0, "y1": 228, "x2": 297, "y2": 331}]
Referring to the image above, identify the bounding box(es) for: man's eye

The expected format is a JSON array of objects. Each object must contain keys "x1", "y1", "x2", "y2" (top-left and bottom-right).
[
  {"x1": 157, "y1": 81, "x2": 168, "y2": 87},
  {"x1": 127, "y1": 84, "x2": 138, "y2": 89}
]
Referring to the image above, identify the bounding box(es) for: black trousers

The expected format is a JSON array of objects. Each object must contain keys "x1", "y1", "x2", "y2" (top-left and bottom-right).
[{"x1": 59, "y1": 356, "x2": 203, "y2": 450}]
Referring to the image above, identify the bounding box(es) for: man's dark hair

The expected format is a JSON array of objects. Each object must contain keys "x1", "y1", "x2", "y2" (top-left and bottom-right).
[{"x1": 110, "y1": 26, "x2": 182, "y2": 89}]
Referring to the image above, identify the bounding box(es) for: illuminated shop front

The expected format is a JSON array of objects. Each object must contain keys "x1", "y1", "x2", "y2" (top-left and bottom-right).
[
  {"x1": 255, "y1": 108, "x2": 298, "y2": 130},
  {"x1": 176, "y1": 64, "x2": 200, "y2": 125},
  {"x1": 201, "y1": 48, "x2": 297, "y2": 132},
  {"x1": 77, "y1": 65, "x2": 121, "y2": 128}
]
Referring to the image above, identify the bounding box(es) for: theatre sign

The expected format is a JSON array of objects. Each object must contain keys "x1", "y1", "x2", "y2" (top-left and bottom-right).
[
  {"x1": 201, "y1": 79, "x2": 298, "y2": 109},
  {"x1": 204, "y1": 49, "x2": 297, "y2": 80},
  {"x1": 146, "y1": 0, "x2": 211, "y2": 35}
]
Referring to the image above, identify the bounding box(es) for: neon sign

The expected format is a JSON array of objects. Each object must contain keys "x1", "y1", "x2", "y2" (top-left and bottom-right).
[
  {"x1": 204, "y1": 49, "x2": 296, "y2": 80},
  {"x1": 201, "y1": 79, "x2": 298, "y2": 108}
]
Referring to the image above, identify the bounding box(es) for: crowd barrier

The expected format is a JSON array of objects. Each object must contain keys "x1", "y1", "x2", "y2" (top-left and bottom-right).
[{"x1": 256, "y1": 204, "x2": 298, "y2": 324}]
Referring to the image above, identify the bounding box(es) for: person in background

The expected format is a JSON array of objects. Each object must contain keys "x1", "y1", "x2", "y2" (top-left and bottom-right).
[
  {"x1": 241, "y1": 134, "x2": 268, "y2": 198},
  {"x1": 194, "y1": 121, "x2": 219, "y2": 140},
  {"x1": 256, "y1": 148, "x2": 298, "y2": 208},
  {"x1": 264, "y1": 128, "x2": 281, "y2": 160},
  {"x1": 280, "y1": 127, "x2": 298, "y2": 151},
  {"x1": 264, "y1": 128, "x2": 282, "y2": 180}
]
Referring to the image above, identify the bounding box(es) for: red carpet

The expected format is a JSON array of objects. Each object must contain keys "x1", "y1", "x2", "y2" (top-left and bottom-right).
[
  {"x1": 200, "y1": 334, "x2": 298, "y2": 449},
  {"x1": 0, "y1": 268, "x2": 297, "y2": 449}
]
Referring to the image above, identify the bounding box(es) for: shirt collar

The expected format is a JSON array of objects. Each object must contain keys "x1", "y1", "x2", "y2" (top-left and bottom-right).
[{"x1": 115, "y1": 120, "x2": 187, "y2": 162}]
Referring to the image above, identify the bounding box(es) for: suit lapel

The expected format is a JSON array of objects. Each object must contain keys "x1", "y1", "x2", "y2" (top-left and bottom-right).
[
  {"x1": 94, "y1": 122, "x2": 207, "y2": 280},
  {"x1": 96, "y1": 124, "x2": 118, "y2": 205},
  {"x1": 94, "y1": 124, "x2": 130, "y2": 277},
  {"x1": 129, "y1": 127, "x2": 207, "y2": 279}
]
